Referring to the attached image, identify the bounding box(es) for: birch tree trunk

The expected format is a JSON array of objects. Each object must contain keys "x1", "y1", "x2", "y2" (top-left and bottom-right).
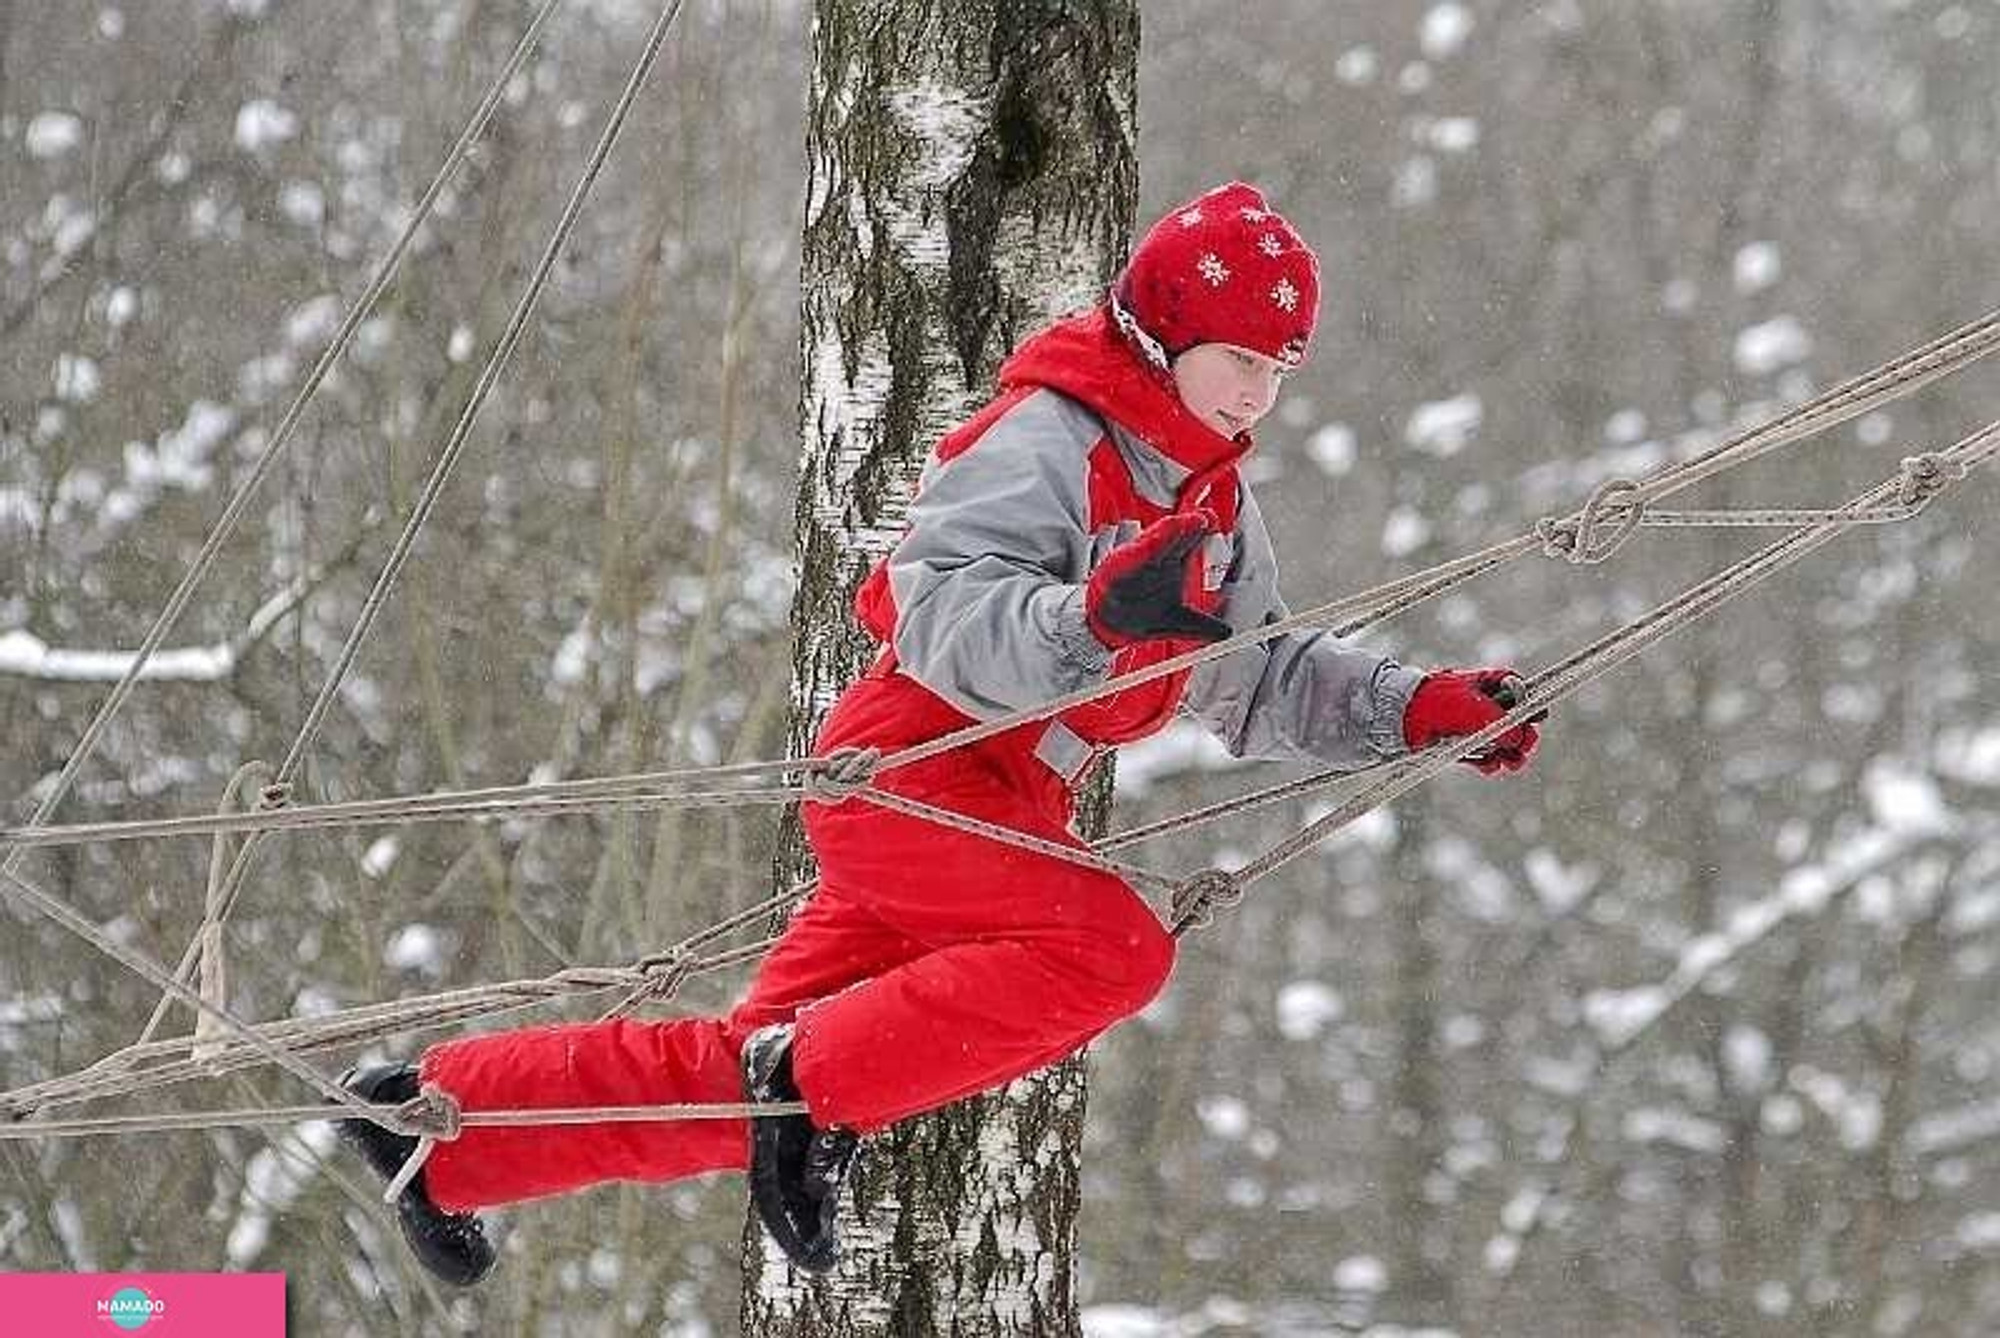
[{"x1": 743, "y1": 2, "x2": 1138, "y2": 1332}]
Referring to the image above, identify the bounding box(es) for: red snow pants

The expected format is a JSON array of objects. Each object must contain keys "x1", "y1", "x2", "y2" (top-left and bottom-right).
[{"x1": 417, "y1": 671, "x2": 1176, "y2": 1212}]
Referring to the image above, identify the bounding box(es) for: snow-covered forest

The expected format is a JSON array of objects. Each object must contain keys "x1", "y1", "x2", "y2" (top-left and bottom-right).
[{"x1": 4, "y1": 1, "x2": 2000, "y2": 1334}]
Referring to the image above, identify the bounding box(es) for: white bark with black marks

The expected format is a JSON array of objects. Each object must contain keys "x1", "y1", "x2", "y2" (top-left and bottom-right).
[{"x1": 749, "y1": 2, "x2": 1137, "y2": 1333}]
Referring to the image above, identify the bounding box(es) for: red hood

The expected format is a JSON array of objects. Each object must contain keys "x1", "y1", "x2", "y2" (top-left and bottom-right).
[{"x1": 997, "y1": 306, "x2": 1252, "y2": 477}]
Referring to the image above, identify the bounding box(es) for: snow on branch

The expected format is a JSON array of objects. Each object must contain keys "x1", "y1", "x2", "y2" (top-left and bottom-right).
[
  {"x1": 0, "y1": 630, "x2": 235, "y2": 682},
  {"x1": 1910, "y1": 1098, "x2": 2000, "y2": 1158},
  {"x1": 0, "y1": 575, "x2": 316, "y2": 684},
  {"x1": 1576, "y1": 804, "x2": 1952, "y2": 1056}
]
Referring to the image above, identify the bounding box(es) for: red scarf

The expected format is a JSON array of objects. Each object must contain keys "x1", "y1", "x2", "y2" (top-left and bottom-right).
[{"x1": 997, "y1": 305, "x2": 1253, "y2": 485}]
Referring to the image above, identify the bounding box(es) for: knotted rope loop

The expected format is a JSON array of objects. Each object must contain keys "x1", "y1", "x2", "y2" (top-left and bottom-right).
[
  {"x1": 1897, "y1": 451, "x2": 1968, "y2": 506},
  {"x1": 377, "y1": 1084, "x2": 460, "y2": 1204},
  {"x1": 598, "y1": 943, "x2": 701, "y2": 1020},
  {"x1": 634, "y1": 944, "x2": 697, "y2": 996},
  {"x1": 393, "y1": 1084, "x2": 463, "y2": 1141},
  {"x1": 191, "y1": 762, "x2": 280, "y2": 1065},
  {"x1": 1536, "y1": 477, "x2": 1646, "y2": 565},
  {"x1": 1171, "y1": 868, "x2": 1244, "y2": 931},
  {"x1": 802, "y1": 747, "x2": 881, "y2": 804}
]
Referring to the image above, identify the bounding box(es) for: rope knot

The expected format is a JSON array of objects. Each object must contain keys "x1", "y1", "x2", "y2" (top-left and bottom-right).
[
  {"x1": 1171, "y1": 868, "x2": 1244, "y2": 931},
  {"x1": 377, "y1": 1085, "x2": 460, "y2": 1204},
  {"x1": 1536, "y1": 477, "x2": 1645, "y2": 565},
  {"x1": 802, "y1": 747, "x2": 880, "y2": 804},
  {"x1": 632, "y1": 945, "x2": 696, "y2": 1000},
  {"x1": 1897, "y1": 452, "x2": 1967, "y2": 506},
  {"x1": 393, "y1": 1085, "x2": 463, "y2": 1142},
  {"x1": 598, "y1": 944, "x2": 703, "y2": 1021}
]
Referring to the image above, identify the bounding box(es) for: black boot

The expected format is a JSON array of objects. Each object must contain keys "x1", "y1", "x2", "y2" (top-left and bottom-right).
[
  {"x1": 335, "y1": 1064, "x2": 497, "y2": 1288},
  {"x1": 741, "y1": 1025, "x2": 859, "y2": 1274}
]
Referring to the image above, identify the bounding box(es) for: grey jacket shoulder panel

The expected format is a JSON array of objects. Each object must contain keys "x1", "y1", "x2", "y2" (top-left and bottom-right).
[
  {"x1": 885, "y1": 389, "x2": 1112, "y2": 720},
  {"x1": 1182, "y1": 487, "x2": 1421, "y2": 768}
]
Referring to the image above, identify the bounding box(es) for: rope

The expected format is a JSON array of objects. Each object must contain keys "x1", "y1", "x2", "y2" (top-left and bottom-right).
[
  {"x1": 189, "y1": 762, "x2": 275, "y2": 1061},
  {"x1": 2, "y1": 209, "x2": 1994, "y2": 1133},
  {"x1": 0, "y1": 1096, "x2": 810, "y2": 1143},
  {"x1": 0, "y1": 880, "x2": 808, "y2": 1120},
  {"x1": 863, "y1": 305, "x2": 2000, "y2": 776},
  {"x1": 1534, "y1": 448, "x2": 1966, "y2": 563},
  {"x1": 797, "y1": 748, "x2": 881, "y2": 804},
  {"x1": 0, "y1": 873, "x2": 813, "y2": 1120},
  {"x1": 378, "y1": 1085, "x2": 459, "y2": 1202},
  {"x1": 1168, "y1": 869, "x2": 1243, "y2": 931},
  {"x1": 23, "y1": 396, "x2": 1974, "y2": 1116},
  {"x1": 0, "y1": 434, "x2": 1970, "y2": 861},
  {"x1": 595, "y1": 945, "x2": 697, "y2": 1021},
  {"x1": 835, "y1": 785, "x2": 1178, "y2": 893},
  {"x1": 274, "y1": 0, "x2": 688, "y2": 791},
  {"x1": 1168, "y1": 420, "x2": 2000, "y2": 933},
  {"x1": 129, "y1": 0, "x2": 689, "y2": 1051},
  {"x1": 1622, "y1": 308, "x2": 2000, "y2": 500},
  {"x1": 5, "y1": 411, "x2": 1987, "y2": 1112},
  {"x1": 5, "y1": 400, "x2": 1986, "y2": 1127},
  {"x1": 0, "y1": 863, "x2": 380, "y2": 1119},
  {"x1": 1101, "y1": 764, "x2": 1362, "y2": 853},
  {"x1": 1537, "y1": 477, "x2": 1646, "y2": 563},
  {"x1": 0, "y1": 0, "x2": 577, "y2": 1118},
  {"x1": 0, "y1": 0, "x2": 569, "y2": 875},
  {"x1": 2, "y1": 762, "x2": 820, "y2": 849},
  {"x1": 11, "y1": 938, "x2": 786, "y2": 1114},
  {"x1": 2, "y1": 383, "x2": 1987, "y2": 861}
]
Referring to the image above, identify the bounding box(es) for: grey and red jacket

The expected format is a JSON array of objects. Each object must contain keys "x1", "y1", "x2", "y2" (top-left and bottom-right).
[{"x1": 847, "y1": 305, "x2": 1421, "y2": 783}]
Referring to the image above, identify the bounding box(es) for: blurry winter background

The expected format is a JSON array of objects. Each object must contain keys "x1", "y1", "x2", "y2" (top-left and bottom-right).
[{"x1": 4, "y1": 1, "x2": 1999, "y2": 1334}]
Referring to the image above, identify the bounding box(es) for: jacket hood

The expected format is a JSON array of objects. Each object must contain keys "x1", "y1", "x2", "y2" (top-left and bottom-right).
[{"x1": 997, "y1": 305, "x2": 1252, "y2": 478}]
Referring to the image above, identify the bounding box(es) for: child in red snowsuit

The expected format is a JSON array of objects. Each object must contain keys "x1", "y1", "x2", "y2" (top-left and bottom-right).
[{"x1": 334, "y1": 182, "x2": 1540, "y2": 1284}]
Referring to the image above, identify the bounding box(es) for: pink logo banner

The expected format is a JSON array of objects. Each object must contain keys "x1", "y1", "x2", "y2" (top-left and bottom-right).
[{"x1": 0, "y1": 1273, "x2": 284, "y2": 1336}]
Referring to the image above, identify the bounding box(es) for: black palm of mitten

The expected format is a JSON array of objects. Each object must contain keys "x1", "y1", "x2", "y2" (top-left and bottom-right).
[{"x1": 1084, "y1": 512, "x2": 1232, "y2": 648}]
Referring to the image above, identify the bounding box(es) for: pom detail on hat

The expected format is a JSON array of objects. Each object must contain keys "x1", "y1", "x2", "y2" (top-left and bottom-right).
[{"x1": 1113, "y1": 182, "x2": 1321, "y2": 368}]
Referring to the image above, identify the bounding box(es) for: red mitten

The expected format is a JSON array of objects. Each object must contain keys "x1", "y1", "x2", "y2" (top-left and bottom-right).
[
  {"x1": 1084, "y1": 511, "x2": 1231, "y2": 649},
  {"x1": 1402, "y1": 668, "x2": 1542, "y2": 775}
]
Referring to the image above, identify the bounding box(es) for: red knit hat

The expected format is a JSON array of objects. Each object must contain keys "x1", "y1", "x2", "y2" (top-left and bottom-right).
[{"x1": 1112, "y1": 181, "x2": 1321, "y2": 370}]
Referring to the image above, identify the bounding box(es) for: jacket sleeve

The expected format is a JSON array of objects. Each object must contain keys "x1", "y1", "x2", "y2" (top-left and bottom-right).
[
  {"x1": 885, "y1": 391, "x2": 1113, "y2": 719},
  {"x1": 1182, "y1": 488, "x2": 1422, "y2": 768}
]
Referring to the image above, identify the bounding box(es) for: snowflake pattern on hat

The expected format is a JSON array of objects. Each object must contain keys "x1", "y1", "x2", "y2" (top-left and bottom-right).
[{"x1": 1114, "y1": 181, "x2": 1320, "y2": 367}]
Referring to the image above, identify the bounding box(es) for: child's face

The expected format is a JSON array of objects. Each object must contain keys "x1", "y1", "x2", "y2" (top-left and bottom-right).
[{"x1": 1171, "y1": 342, "x2": 1289, "y2": 439}]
